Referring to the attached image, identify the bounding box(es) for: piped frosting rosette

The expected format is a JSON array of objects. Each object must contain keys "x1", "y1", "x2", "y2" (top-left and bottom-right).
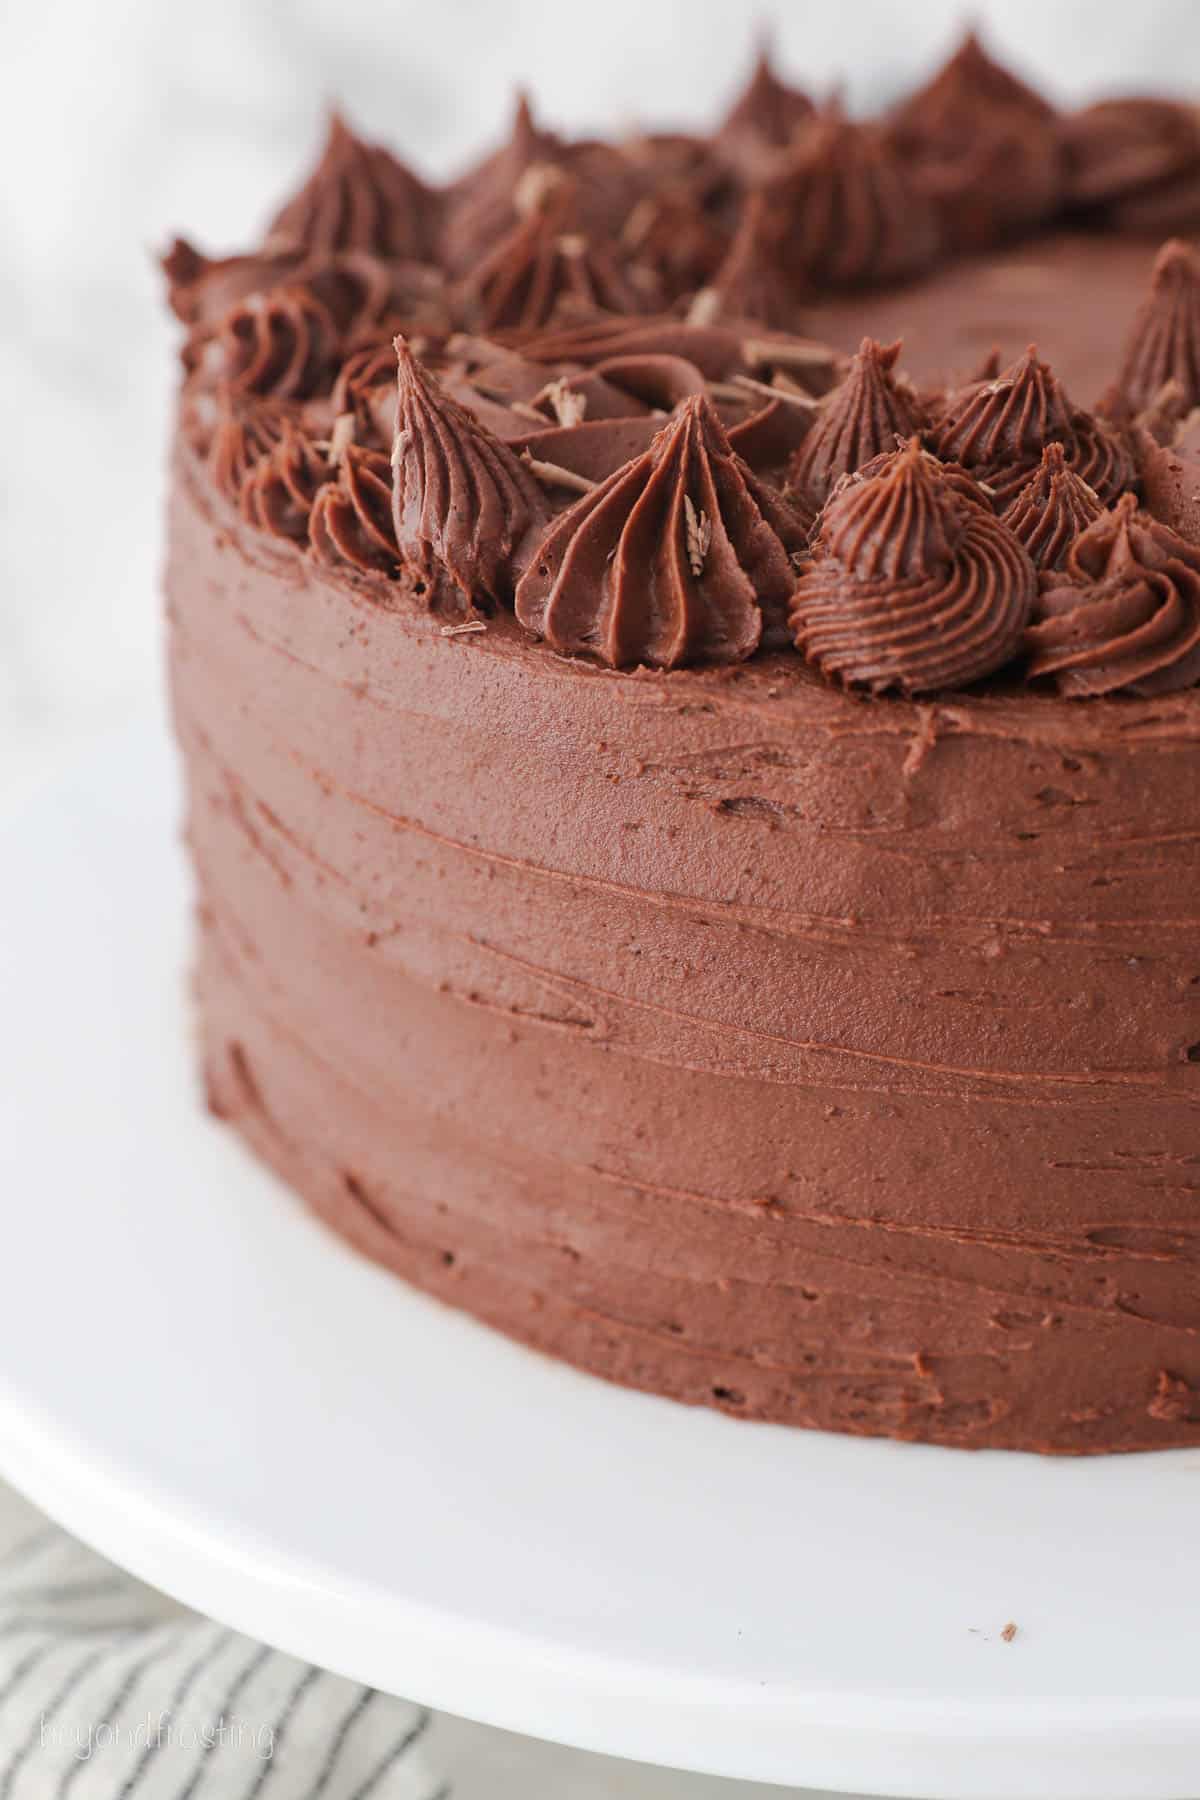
[{"x1": 790, "y1": 437, "x2": 1036, "y2": 694}]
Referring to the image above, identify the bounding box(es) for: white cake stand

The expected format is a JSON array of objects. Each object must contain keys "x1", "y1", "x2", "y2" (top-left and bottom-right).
[{"x1": 2, "y1": 715, "x2": 1199, "y2": 1800}]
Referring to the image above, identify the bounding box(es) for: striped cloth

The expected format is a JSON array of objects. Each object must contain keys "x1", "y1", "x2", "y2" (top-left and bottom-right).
[{"x1": 0, "y1": 1488, "x2": 444, "y2": 1800}]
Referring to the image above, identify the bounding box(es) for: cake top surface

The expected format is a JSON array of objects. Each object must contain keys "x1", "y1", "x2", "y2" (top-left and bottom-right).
[{"x1": 165, "y1": 32, "x2": 1200, "y2": 703}]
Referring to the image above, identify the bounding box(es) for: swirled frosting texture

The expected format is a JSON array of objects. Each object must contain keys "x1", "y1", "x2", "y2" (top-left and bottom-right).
[
  {"x1": 268, "y1": 114, "x2": 435, "y2": 262},
  {"x1": 168, "y1": 50, "x2": 1200, "y2": 706},
  {"x1": 690, "y1": 191, "x2": 797, "y2": 331},
  {"x1": 305, "y1": 252, "x2": 447, "y2": 338},
  {"x1": 790, "y1": 437, "x2": 1036, "y2": 693},
  {"x1": 392, "y1": 338, "x2": 551, "y2": 605},
  {"x1": 329, "y1": 339, "x2": 405, "y2": 447},
  {"x1": 1117, "y1": 239, "x2": 1200, "y2": 416},
  {"x1": 513, "y1": 316, "x2": 749, "y2": 381},
  {"x1": 439, "y1": 94, "x2": 563, "y2": 274},
  {"x1": 163, "y1": 240, "x2": 309, "y2": 327},
  {"x1": 191, "y1": 287, "x2": 342, "y2": 401},
  {"x1": 514, "y1": 395, "x2": 804, "y2": 667},
  {"x1": 887, "y1": 32, "x2": 1062, "y2": 249},
  {"x1": 440, "y1": 94, "x2": 642, "y2": 277},
  {"x1": 165, "y1": 241, "x2": 448, "y2": 349},
  {"x1": 311, "y1": 445, "x2": 400, "y2": 575},
  {"x1": 1026, "y1": 493, "x2": 1200, "y2": 695},
  {"x1": 203, "y1": 387, "x2": 290, "y2": 499},
  {"x1": 760, "y1": 103, "x2": 940, "y2": 290},
  {"x1": 1000, "y1": 442, "x2": 1104, "y2": 573},
  {"x1": 456, "y1": 183, "x2": 649, "y2": 331},
  {"x1": 239, "y1": 422, "x2": 329, "y2": 541},
  {"x1": 787, "y1": 337, "x2": 924, "y2": 511},
  {"x1": 930, "y1": 346, "x2": 1135, "y2": 505},
  {"x1": 714, "y1": 45, "x2": 814, "y2": 174}
]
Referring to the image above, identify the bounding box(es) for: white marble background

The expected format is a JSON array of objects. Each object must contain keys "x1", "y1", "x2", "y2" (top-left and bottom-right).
[{"x1": 3, "y1": 1, "x2": 1200, "y2": 1792}]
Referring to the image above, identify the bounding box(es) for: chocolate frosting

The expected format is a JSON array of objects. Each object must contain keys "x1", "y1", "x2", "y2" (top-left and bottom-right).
[
  {"x1": 1109, "y1": 172, "x2": 1200, "y2": 237},
  {"x1": 163, "y1": 237, "x2": 448, "y2": 352},
  {"x1": 190, "y1": 285, "x2": 342, "y2": 401},
  {"x1": 791, "y1": 437, "x2": 1036, "y2": 693},
  {"x1": 619, "y1": 129, "x2": 735, "y2": 213},
  {"x1": 761, "y1": 102, "x2": 941, "y2": 290},
  {"x1": 438, "y1": 343, "x2": 714, "y2": 483},
  {"x1": 725, "y1": 393, "x2": 818, "y2": 486},
  {"x1": 456, "y1": 182, "x2": 650, "y2": 332},
  {"x1": 311, "y1": 444, "x2": 399, "y2": 575},
  {"x1": 1131, "y1": 376, "x2": 1193, "y2": 446},
  {"x1": 392, "y1": 337, "x2": 551, "y2": 605},
  {"x1": 170, "y1": 439, "x2": 1200, "y2": 1454},
  {"x1": 689, "y1": 191, "x2": 798, "y2": 332},
  {"x1": 938, "y1": 29, "x2": 1057, "y2": 118},
  {"x1": 618, "y1": 183, "x2": 730, "y2": 302},
  {"x1": 167, "y1": 47, "x2": 1200, "y2": 1459},
  {"x1": 787, "y1": 337, "x2": 924, "y2": 511},
  {"x1": 203, "y1": 386, "x2": 291, "y2": 499},
  {"x1": 931, "y1": 344, "x2": 1071, "y2": 468},
  {"x1": 931, "y1": 345, "x2": 1135, "y2": 505},
  {"x1": 1027, "y1": 492, "x2": 1200, "y2": 694},
  {"x1": 440, "y1": 93, "x2": 563, "y2": 275},
  {"x1": 1117, "y1": 238, "x2": 1200, "y2": 416},
  {"x1": 1046, "y1": 409, "x2": 1136, "y2": 508},
  {"x1": 304, "y1": 252, "x2": 448, "y2": 338},
  {"x1": 440, "y1": 94, "x2": 642, "y2": 278},
  {"x1": 239, "y1": 421, "x2": 330, "y2": 541},
  {"x1": 514, "y1": 394, "x2": 803, "y2": 666},
  {"x1": 440, "y1": 370, "x2": 557, "y2": 442},
  {"x1": 165, "y1": 67, "x2": 1195, "y2": 704},
  {"x1": 162, "y1": 235, "x2": 215, "y2": 314},
  {"x1": 268, "y1": 113, "x2": 436, "y2": 262},
  {"x1": 515, "y1": 417, "x2": 662, "y2": 485},
  {"x1": 513, "y1": 316, "x2": 748, "y2": 381},
  {"x1": 1000, "y1": 441, "x2": 1105, "y2": 572},
  {"x1": 328, "y1": 338, "x2": 404, "y2": 448},
  {"x1": 1060, "y1": 97, "x2": 1200, "y2": 231},
  {"x1": 590, "y1": 353, "x2": 706, "y2": 411},
  {"x1": 887, "y1": 32, "x2": 1062, "y2": 249},
  {"x1": 162, "y1": 239, "x2": 309, "y2": 327},
  {"x1": 1136, "y1": 409, "x2": 1200, "y2": 541},
  {"x1": 714, "y1": 44, "x2": 814, "y2": 175}
]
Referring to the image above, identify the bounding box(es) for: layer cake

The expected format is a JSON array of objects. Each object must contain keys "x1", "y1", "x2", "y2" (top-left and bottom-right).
[{"x1": 164, "y1": 35, "x2": 1200, "y2": 1451}]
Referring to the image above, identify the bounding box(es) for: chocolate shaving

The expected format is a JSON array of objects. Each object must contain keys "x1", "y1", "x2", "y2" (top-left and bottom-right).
[
  {"x1": 522, "y1": 453, "x2": 599, "y2": 494},
  {"x1": 683, "y1": 494, "x2": 712, "y2": 574}
]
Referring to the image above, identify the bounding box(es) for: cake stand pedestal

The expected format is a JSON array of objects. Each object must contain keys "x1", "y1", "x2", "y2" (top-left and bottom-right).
[{"x1": 2, "y1": 716, "x2": 1199, "y2": 1800}]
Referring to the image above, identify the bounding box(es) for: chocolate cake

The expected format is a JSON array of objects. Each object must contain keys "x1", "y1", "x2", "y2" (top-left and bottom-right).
[{"x1": 164, "y1": 34, "x2": 1200, "y2": 1453}]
